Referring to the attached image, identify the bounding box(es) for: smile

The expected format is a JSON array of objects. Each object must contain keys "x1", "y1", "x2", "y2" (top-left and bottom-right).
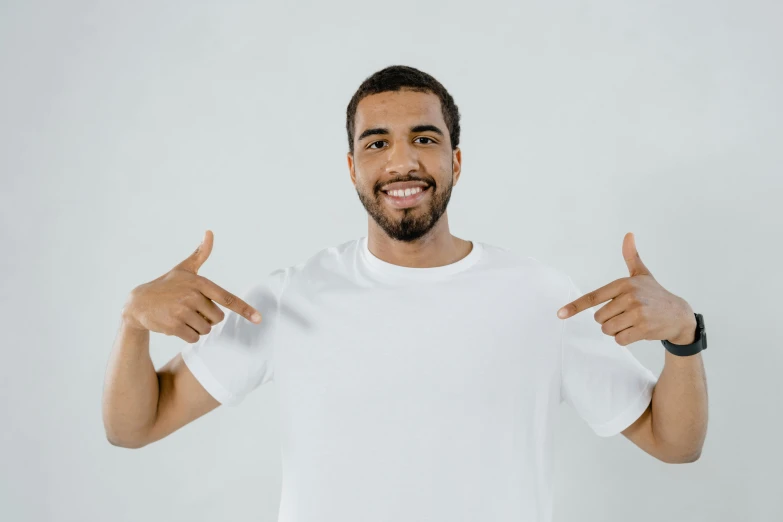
[{"x1": 381, "y1": 186, "x2": 431, "y2": 209}]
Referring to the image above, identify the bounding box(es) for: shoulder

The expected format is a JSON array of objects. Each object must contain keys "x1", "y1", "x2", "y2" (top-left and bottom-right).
[
  {"x1": 240, "y1": 267, "x2": 289, "y2": 307},
  {"x1": 286, "y1": 237, "x2": 358, "y2": 276},
  {"x1": 263, "y1": 237, "x2": 361, "y2": 294},
  {"x1": 475, "y1": 241, "x2": 572, "y2": 295}
]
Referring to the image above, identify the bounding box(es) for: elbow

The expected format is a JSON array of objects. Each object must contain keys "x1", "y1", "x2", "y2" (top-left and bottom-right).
[
  {"x1": 106, "y1": 433, "x2": 148, "y2": 449},
  {"x1": 102, "y1": 408, "x2": 151, "y2": 449},
  {"x1": 106, "y1": 436, "x2": 143, "y2": 449},
  {"x1": 658, "y1": 447, "x2": 702, "y2": 464},
  {"x1": 680, "y1": 449, "x2": 702, "y2": 463},
  {"x1": 104, "y1": 423, "x2": 149, "y2": 449}
]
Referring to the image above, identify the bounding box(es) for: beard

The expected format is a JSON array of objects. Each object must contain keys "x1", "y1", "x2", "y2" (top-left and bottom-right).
[{"x1": 355, "y1": 168, "x2": 454, "y2": 243}]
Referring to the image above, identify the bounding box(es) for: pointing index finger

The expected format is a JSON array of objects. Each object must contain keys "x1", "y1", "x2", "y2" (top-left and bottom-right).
[
  {"x1": 557, "y1": 278, "x2": 625, "y2": 319},
  {"x1": 196, "y1": 277, "x2": 262, "y2": 324}
]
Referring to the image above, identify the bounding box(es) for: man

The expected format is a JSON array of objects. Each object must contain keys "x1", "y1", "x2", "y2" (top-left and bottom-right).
[{"x1": 102, "y1": 65, "x2": 708, "y2": 522}]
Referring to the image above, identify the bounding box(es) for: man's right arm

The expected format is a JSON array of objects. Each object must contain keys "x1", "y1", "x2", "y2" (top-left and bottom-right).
[
  {"x1": 101, "y1": 319, "x2": 219, "y2": 449},
  {"x1": 101, "y1": 230, "x2": 263, "y2": 449}
]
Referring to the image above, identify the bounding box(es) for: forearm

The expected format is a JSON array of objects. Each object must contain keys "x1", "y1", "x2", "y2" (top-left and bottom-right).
[
  {"x1": 650, "y1": 349, "x2": 708, "y2": 462},
  {"x1": 101, "y1": 317, "x2": 159, "y2": 448}
]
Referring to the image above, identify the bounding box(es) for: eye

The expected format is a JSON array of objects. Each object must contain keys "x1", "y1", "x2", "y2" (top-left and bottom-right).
[{"x1": 367, "y1": 137, "x2": 436, "y2": 150}]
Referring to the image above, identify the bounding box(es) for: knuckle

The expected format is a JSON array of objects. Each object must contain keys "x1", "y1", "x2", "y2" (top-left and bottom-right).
[
  {"x1": 188, "y1": 287, "x2": 203, "y2": 299},
  {"x1": 223, "y1": 293, "x2": 236, "y2": 307},
  {"x1": 172, "y1": 318, "x2": 189, "y2": 334}
]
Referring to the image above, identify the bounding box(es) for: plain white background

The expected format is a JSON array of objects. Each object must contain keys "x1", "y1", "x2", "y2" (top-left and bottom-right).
[{"x1": 1, "y1": 1, "x2": 781, "y2": 521}]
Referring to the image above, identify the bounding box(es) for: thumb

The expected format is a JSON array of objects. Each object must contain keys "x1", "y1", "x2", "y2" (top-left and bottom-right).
[
  {"x1": 175, "y1": 230, "x2": 214, "y2": 274},
  {"x1": 622, "y1": 232, "x2": 652, "y2": 277}
]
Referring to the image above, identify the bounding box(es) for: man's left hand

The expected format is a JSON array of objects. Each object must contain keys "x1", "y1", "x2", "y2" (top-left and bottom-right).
[{"x1": 556, "y1": 232, "x2": 697, "y2": 347}]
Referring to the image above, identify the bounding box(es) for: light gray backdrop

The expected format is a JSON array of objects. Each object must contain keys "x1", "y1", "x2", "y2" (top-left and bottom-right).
[{"x1": 1, "y1": 1, "x2": 780, "y2": 521}]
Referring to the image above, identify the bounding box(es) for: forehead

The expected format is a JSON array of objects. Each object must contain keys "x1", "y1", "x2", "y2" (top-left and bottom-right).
[{"x1": 355, "y1": 89, "x2": 445, "y2": 130}]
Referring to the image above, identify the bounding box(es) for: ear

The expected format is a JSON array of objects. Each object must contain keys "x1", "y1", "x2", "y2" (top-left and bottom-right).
[
  {"x1": 347, "y1": 152, "x2": 356, "y2": 187},
  {"x1": 452, "y1": 147, "x2": 462, "y2": 186}
]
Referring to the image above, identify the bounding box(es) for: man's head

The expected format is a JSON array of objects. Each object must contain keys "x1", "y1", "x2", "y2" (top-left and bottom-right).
[{"x1": 346, "y1": 65, "x2": 462, "y2": 242}]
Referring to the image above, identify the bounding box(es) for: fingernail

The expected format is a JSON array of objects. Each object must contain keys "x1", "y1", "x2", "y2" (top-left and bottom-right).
[
  {"x1": 557, "y1": 308, "x2": 568, "y2": 318},
  {"x1": 251, "y1": 312, "x2": 262, "y2": 323}
]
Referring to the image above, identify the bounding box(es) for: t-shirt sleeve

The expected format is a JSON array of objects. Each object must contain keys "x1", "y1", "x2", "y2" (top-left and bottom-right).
[
  {"x1": 559, "y1": 275, "x2": 658, "y2": 437},
  {"x1": 181, "y1": 268, "x2": 288, "y2": 406}
]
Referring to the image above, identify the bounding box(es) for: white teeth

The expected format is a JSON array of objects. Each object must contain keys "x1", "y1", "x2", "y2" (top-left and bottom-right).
[{"x1": 388, "y1": 187, "x2": 423, "y2": 198}]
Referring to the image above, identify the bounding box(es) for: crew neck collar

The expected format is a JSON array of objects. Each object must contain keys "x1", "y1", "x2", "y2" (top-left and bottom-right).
[{"x1": 359, "y1": 236, "x2": 483, "y2": 284}]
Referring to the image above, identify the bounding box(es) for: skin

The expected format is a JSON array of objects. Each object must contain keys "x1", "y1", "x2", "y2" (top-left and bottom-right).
[
  {"x1": 347, "y1": 88, "x2": 474, "y2": 268},
  {"x1": 558, "y1": 233, "x2": 708, "y2": 462},
  {"x1": 102, "y1": 231, "x2": 261, "y2": 448}
]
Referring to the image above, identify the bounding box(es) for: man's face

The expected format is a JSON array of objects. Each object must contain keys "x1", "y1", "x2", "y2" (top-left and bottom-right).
[{"x1": 348, "y1": 89, "x2": 461, "y2": 242}]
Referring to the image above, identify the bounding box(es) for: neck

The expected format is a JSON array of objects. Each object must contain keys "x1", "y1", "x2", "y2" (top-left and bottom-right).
[{"x1": 366, "y1": 212, "x2": 473, "y2": 268}]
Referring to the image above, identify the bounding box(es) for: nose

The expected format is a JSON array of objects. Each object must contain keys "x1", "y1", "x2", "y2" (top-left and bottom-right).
[{"x1": 385, "y1": 140, "x2": 419, "y2": 177}]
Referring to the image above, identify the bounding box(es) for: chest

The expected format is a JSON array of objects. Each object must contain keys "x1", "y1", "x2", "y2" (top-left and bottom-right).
[{"x1": 273, "y1": 279, "x2": 560, "y2": 407}]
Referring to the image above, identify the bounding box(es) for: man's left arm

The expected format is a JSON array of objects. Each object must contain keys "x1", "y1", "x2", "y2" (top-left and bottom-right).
[
  {"x1": 557, "y1": 232, "x2": 708, "y2": 463},
  {"x1": 621, "y1": 328, "x2": 708, "y2": 463}
]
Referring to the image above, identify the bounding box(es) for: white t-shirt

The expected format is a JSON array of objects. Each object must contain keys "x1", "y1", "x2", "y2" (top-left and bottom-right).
[{"x1": 182, "y1": 236, "x2": 658, "y2": 522}]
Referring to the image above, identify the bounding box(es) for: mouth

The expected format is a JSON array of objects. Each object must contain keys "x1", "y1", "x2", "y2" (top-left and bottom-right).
[{"x1": 381, "y1": 185, "x2": 432, "y2": 209}]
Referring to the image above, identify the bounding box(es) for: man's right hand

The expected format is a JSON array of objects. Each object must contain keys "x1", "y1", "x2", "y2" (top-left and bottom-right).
[{"x1": 121, "y1": 230, "x2": 262, "y2": 343}]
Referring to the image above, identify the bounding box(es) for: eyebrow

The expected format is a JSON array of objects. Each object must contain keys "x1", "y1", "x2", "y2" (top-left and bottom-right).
[{"x1": 357, "y1": 124, "x2": 445, "y2": 142}]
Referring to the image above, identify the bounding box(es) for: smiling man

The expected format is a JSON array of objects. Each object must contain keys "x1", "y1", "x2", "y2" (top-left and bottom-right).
[{"x1": 104, "y1": 65, "x2": 709, "y2": 522}]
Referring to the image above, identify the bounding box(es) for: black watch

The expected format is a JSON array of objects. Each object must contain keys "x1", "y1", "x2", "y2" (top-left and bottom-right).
[{"x1": 661, "y1": 313, "x2": 707, "y2": 356}]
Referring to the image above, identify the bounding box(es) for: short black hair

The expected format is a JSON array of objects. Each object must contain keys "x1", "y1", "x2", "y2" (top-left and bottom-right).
[{"x1": 346, "y1": 65, "x2": 461, "y2": 155}]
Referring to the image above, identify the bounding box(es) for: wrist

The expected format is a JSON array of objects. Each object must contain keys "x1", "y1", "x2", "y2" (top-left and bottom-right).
[
  {"x1": 662, "y1": 312, "x2": 707, "y2": 356},
  {"x1": 668, "y1": 303, "x2": 697, "y2": 345},
  {"x1": 668, "y1": 327, "x2": 696, "y2": 345},
  {"x1": 120, "y1": 298, "x2": 147, "y2": 333},
  {"x1": 120, "y1": 314, "x2": 148, "y2": 334}
]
